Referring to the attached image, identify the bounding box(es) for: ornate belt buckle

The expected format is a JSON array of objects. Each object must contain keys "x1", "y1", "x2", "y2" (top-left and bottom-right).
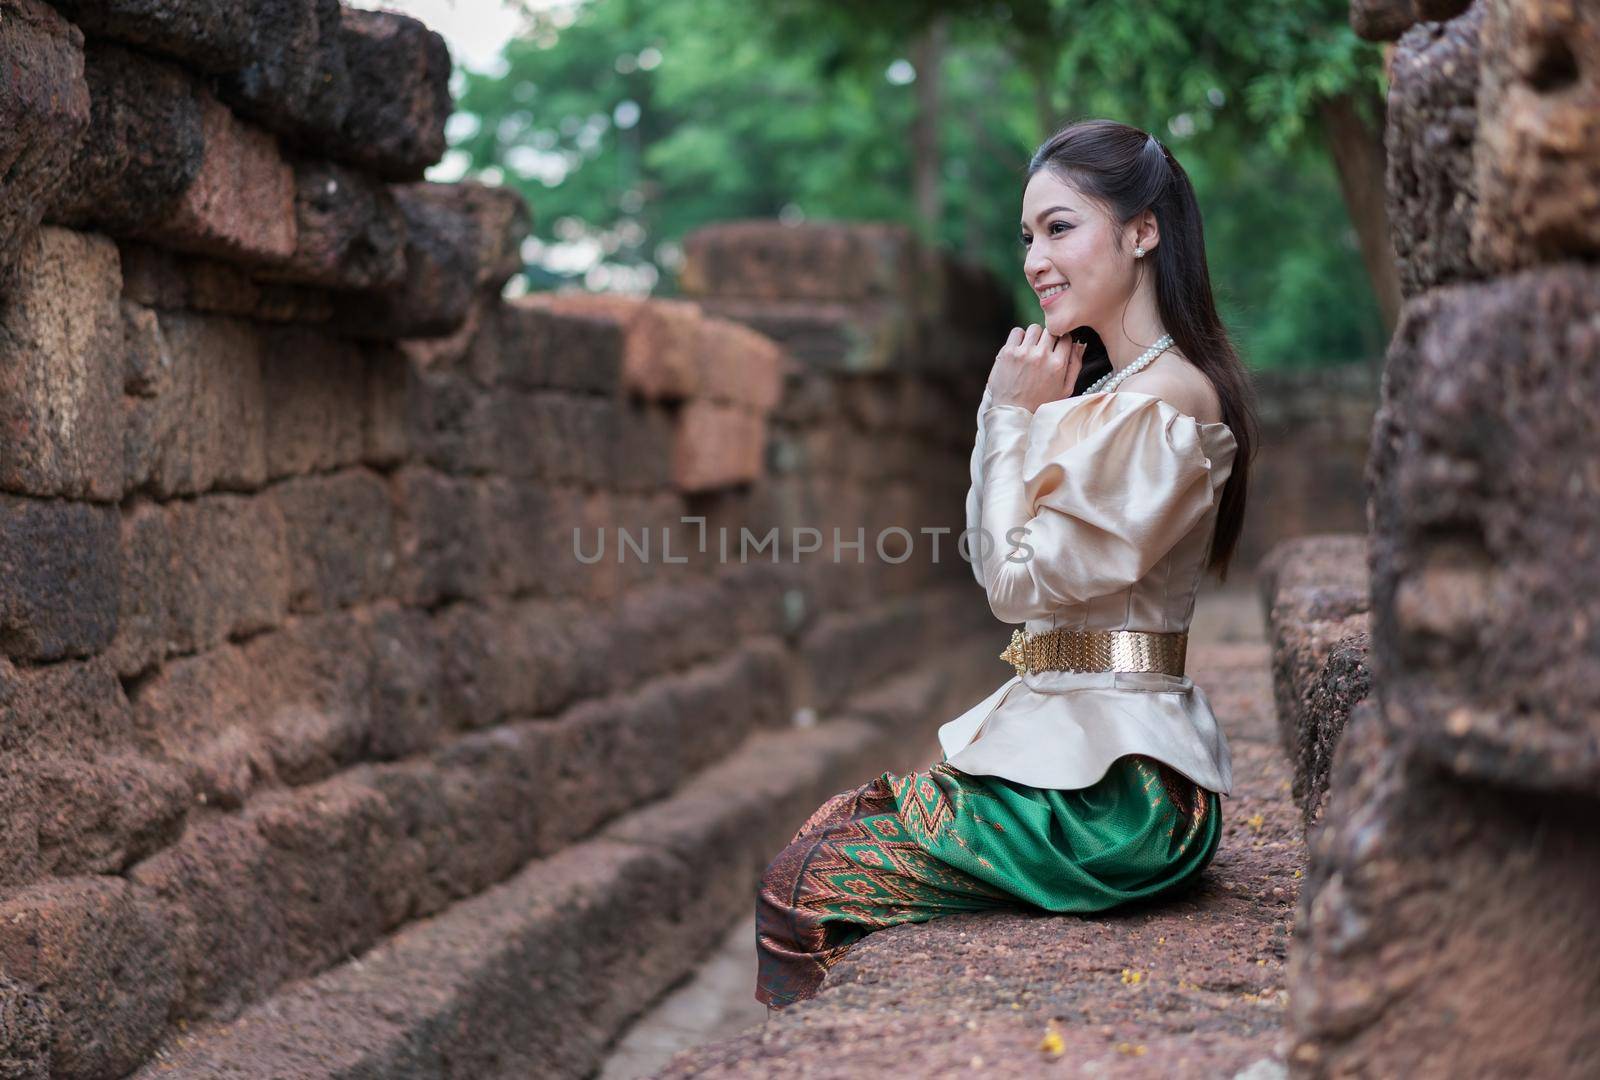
[{"x1": 999, "y1": 628, "x2": 1028, "y2": 676}]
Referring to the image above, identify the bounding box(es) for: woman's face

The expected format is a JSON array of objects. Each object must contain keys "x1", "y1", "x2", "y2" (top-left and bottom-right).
[{"x1": 1018, "y1": 169, "x2": 1140, "y2": 339}]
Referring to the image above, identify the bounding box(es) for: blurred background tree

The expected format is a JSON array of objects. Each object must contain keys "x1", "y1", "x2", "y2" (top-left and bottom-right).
[{"x1": 447, "y1": 0, "x2": 1389, "y2": 369}]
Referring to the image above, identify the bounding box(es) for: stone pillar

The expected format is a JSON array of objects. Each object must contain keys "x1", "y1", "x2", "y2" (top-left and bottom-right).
[{"x1": 1287, "y1": 1, "x2": 1600, "y2": 1075}]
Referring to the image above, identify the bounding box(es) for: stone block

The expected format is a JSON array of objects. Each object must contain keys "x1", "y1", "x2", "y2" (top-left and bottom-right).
[
  {"x1": 125, "y1": 813, "x2": 284, "y2": 1021},
  {"x1": 0, "y1": 495, "x2": 118, "y2": 661},
  {"x1": 363, "y1": 605, "x2": 446, "y2": 760},
  {"x1": 481, "y1": 299, "x2": 626, "y2": 394},
  {"x1": 403, "y1": 367, "x2": 497, "y2": 474},
  {"x1": 110, "y1": 493, "x2": 290, "y2": 676},
  {"x1": 0, "y1": 655, "x2": 190, "y2": 887},
  {"x1": 478, "y1": 477, "x2": 558, "y2": 597},
  {"x1": 129, "y1": 614, "x2": 373, "y2": 807},
  {"x1": 696, "y1": 315, "x2": 786, "y2": 410},
  {"x1": 0, "y1": 877, "x2": 179, "y2": 1080},
  {"x1": 672, "y1": 400, "x2": 766, "y2": 492},
  {"x1": 389, "y1": 466, "x2": 491, "y2": 606},
  {"x1": 255, "y1": 159, "x2": 407, "y2": 289},
  {"x1": 51, "y1": 0, "x2": 257, "y2": 74},
  {"x1": 272, "y1": 469, "x2": 398, "y2": 613},
  {"x1": 1287, "y1": 703, "x2": 1600, "y2": 1076},
  {"x1": 123, "y1": 310, "x2": 268, "y2": 497},
  {"x1": 330, "y1": 182, "x2": 530, "y2": 340},
  {"x1": 517, "y1": 293, "x2": 705, "y2": 399},
  {"x1": 695, "y1": 295, "x2": 914, "y2": 374},
  {"x1": 1386, "y1": 6, "x2": 1488, "y2": 296},
  {"x1": 1472, "y1": 0, "x2": 1600, "y2": 270},
  {"x1": 361, "y1": 343, "x2": 411, "y2": 466},
  {"x1": 46, "y1": 42, "x2": 205, "y2": 234},
  {"x1": 156, "y1": 92, "x2": 296, "y2": 263},
  {"x1": 680, "y1": 220, "x2": 919, "y2": 305},
  {"x1": 0, "y1": 228, "x2": 124, "y2": 500},
  {"x1": 0, "y1": 1, "x2": 90, "y2": 293},
  {"x1": 259, "y1": 323, "x2": 369, "y2": 478},
  {"x1": 218, "y1": 0, "x2": 350, "y2": 141},
  {"x1": 321, "y1": 7, "x2": 450, "y2": 180},
  {"x1": 1368, "y1": 266, "x2": 1600, "y2": 793},
  {"x1": 493, "y1": 390, "x2": 619, "y2": 486}
]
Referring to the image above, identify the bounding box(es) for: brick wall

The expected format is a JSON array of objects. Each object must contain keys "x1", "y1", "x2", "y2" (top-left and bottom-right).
[{"x1": 0, "y1": 5, "x2": 1013, "y2": 1076}]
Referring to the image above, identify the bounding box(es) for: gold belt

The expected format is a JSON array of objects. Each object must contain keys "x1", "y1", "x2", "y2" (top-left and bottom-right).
[{"x1": 999, "y1": 627, "x2": 1187, "y2": 677}]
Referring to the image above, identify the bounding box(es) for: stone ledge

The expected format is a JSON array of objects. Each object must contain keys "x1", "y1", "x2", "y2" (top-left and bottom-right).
[
  {"x1": 1259, "y1": 533, "x2": 1371, "y2": 833},
  {"x1": 659, "y1": 640, "x2": 1298, "y2": 1078},
  {"x1": 126, "y1": 635, "x2": 999, "y2": 1078}
]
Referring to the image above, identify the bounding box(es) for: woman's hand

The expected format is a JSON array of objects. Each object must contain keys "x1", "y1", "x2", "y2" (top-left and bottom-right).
[{"x1": 987, "y1": 325, "x2": 1085, "y2": 412}]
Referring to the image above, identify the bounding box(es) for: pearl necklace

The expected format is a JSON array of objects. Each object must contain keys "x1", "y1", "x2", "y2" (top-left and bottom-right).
[{"x1": 1084, "y1": 334, "x2": 1174, "y2": 395}]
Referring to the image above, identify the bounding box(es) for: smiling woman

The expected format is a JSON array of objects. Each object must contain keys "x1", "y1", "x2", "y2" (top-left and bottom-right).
[{"x1": 756, "y1": 118, "x2": 1262, "y2": 1013}]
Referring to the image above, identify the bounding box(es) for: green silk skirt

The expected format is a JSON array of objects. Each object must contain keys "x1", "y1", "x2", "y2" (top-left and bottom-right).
[{"x1": 755, "y1": 753, "x2": 1221, "y2": 1008}]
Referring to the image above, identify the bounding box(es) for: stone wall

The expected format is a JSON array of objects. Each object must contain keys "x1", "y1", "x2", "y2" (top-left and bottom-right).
[
  {"x1": 0, "y1": 5, "x2": 1012, "y2": 1076},
  {"x1": 1234, "y1": 364, "x2": 1378, "y2": 577},
  {"x1": 1280, "y1": 1, "x2": 1600, "y2": 1075}
]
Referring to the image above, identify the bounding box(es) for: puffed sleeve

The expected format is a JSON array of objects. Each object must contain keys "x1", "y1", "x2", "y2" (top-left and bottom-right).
[{"x1": 965, "y1": 387, "x2": 1225, "y2": 624}]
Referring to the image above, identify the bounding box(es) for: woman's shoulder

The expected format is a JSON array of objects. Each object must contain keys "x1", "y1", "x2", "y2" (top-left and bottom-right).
[{"x1": 1116, "y1": 352, "x2": 1223, "y2": 426}]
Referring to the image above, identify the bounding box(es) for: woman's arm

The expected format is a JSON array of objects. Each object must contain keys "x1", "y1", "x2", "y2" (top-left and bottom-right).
[{"x1": 969, "y1": 392, "x2": 1220, "y2": 624}]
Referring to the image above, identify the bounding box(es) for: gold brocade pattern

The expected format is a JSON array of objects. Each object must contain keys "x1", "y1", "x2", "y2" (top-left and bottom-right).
[{"x1": 999, "y1": 627, "x2": 1188, "y2": 677}]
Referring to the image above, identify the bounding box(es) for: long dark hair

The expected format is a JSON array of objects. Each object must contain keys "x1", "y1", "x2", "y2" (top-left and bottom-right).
[{"x1": 1027, "y1": 118, "x2": 1258, "y2": 582}]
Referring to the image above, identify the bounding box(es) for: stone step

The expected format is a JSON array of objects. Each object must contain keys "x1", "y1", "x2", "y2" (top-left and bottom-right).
[{"x1": 130, "y1": 635, "x2": 1000, "y2": 1078}]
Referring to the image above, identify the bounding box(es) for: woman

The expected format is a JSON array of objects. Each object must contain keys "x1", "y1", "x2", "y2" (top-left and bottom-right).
[{"x1": 755, "y1": 119, "x2": 1259, "y2": 1011}]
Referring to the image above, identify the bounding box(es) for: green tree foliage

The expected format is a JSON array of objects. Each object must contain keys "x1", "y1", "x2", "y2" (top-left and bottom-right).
[{"x1": 453, "y1": 0, "x2": 1385, "y2": 367}]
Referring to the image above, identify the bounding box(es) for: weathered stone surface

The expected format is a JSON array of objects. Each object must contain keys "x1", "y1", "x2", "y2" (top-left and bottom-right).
[
  {"x1": 320, "y1": 7, "x2": 450, "y2": 180},
  {"x1": 492, "y1": 390, "x2": 620, "y2": 487},
  {"x1": 1287, "y1": 702, "x2": 1600, "y2": 1077},
  {"x1": 694, "y1": 296, "x2": 916, "y2": 374},
  {"x1": 520, "y1": 294, "x2": 706, "y2": 399},
  {"x1": 331, "y1": 182, "x2": 530, "y2": 340},
  {"x1": 255, "y1": 159, "x2": 407, "y2": 289},
  {"x1": 48, "y1": 3, "x2": 448, "y2": 181},
  {"x1": 123, "y1": 310, "x2": 269, "y2": 497},
  {"x1": 110, "y1": 493, "x2": 290, "y2": 677},
  {"x1": 1472, "y1": 0, "x2": 1600, "y2": 271},
  {"x1": 259, "y1": 323, "x2": 369, "y2": 477},
  {"x1": 128, "y1": 613, "x2": 374, "y2": 807},
  {"x1": 118, "y1": 241, "x2": 334, "y2": 324},
  {"x1": 0, "y1": 655, "x2": 189, "y2": 887},
  {"x1": 0, "y1": 495, "x2": 118, "y2": 661},
  {"x1": 0, "y1": 0, "x2": 90, "y2": 293},
  {"x1": 0, "y1": 228, "x2": 124, "y2": 500},
  {"x1": 272, "y1": 469, "x2": 398, "y2": 613},
  {"x1": 46, "y1": 42, "x2": 206, "y2": 234},
  {"x1": 673, "y1": 400, "x2": 767, "y2": 492},
  {"x1": 156, "y1": 92, "x2": 297, "y2": 263},
  {"x1": 363, "y1": 605, "x2": 446, "y2": 760},
  {"x1": 1367, "y1": 266, "x2": 1600, "y2": 792},
  {"x1": 681, "y1": 221, "x2": 921, "y2": 305},
  {"x1": 51, "y1": 0, "x2": 258, "y2": 74},
  {"x1": 471, "y1": 299, "x2": 627, "y2": 394},
  {"x1": 0, "y1": 973, "x2": 50, "y2": 1080},
  {"x1": 0, "y1": 877, "x2": 180, "y2": 1080},
  {"x1": 118, "y1": 701, "x2": 958, "y2": 1079},
  {"x1": 218, "y1": 0, "x2": 350, "y2": 141},
  {"x1": 1387, "y1": 5, "x2": 1488, "y2": 296},
  {"x1": 388, "y1": 467, "x2": 491, "y2": 606}
]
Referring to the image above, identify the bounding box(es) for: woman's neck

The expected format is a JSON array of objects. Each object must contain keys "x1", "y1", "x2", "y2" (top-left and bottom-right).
[{"x1": 1096, "y1": 291, "x2": 1170, "y2": 371}]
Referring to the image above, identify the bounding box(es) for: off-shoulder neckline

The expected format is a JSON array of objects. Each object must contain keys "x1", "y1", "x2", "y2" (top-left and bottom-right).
[
  {"x1": 1076, "y1": 389, "x2": 1229, "y2": 429},
  {"x1": 982, "y1": 385, "x2": 1234, "y2": 438}
]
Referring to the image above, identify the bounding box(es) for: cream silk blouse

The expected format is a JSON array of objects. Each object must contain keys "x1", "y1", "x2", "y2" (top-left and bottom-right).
[{"x1": 938, "y1": 384, "x2": 1240, "y2": 795}]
